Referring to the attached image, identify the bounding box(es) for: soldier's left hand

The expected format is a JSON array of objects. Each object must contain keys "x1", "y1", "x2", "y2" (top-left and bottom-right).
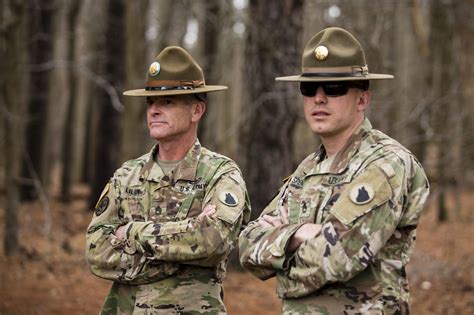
[
  {"x1": 259, "y1": 206, "x2": 288, "y2": 228},
  {"x1": 115, "y1": 224, "x2": 128, "y2": 240},
  {"x1": 198, "y1": 204, "x2": 217, "y2": 221}
]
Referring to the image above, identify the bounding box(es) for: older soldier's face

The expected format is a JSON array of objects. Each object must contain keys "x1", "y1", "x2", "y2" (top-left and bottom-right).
[
  {"x1": 146, "y1": 95, "x2": 202, "y2": 142},
  {"x1": 302, "y1": 83, "x2": 370, "y2": 140}
]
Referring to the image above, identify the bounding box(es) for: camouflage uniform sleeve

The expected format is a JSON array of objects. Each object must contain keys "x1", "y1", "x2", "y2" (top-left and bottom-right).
[
  {"x1": 239, "y1": 183, "x2": 305, "y2": 280},
  {"x1": 85, "y1": 178, "x2": 179, "y2": 284},
  {"x1": 123, "y1": 168, "x2": 250, "y2": 266},
  {"x1": 278, "y1": 156, "x2": 430, "y2": 298}
]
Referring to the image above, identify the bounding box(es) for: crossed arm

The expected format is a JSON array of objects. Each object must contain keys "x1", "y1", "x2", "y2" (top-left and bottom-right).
[
  {"x1": 86, "y1": 171, "x2": 248, "y2": 284},
  {"x1": 257, "y1": 206, "x2": 321, "y2": 253}
]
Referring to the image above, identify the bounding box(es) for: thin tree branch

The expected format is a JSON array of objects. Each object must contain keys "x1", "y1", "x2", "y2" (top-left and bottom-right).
[{"x1": 28, "y1": 60, "x2": 124, "y2": 112}]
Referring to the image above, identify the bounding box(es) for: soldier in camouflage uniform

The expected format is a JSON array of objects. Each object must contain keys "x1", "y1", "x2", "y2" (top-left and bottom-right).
[
  {"x1": 239, "y1": 27, "x2": 430, "y2": 314},
  {"x1": 86, "y1": 46, "x2": 250, "y2": 314}
]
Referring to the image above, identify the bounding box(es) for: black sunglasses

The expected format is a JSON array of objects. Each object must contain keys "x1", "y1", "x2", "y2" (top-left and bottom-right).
[{"x1": 300, "y1": 81, "x2": 369, "y2": 97}]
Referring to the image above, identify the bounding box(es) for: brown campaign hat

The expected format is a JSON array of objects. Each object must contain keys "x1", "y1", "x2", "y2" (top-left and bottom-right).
[
  {"x1": 276, "y1": 27, "x2": 393, "y2": 82},
  {"x1": 124, "y1": 46, "x2": 227, "y2": 96}
]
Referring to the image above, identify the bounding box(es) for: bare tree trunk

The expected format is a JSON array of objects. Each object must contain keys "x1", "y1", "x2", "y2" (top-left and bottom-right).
[
  {"x1": 88, "y1": 0, "x2": 125, "y2": 208},
  {"x1": 154, "y1": 0, "x2": 190, "y2": 49},
  {"x1": 1, "y1": 0, "x2": 28, "y2": 255},
  {"x1": 20, "y1": 1, "x2": 57, "y2": 201},
  {"x1": 122, "y1": 0, "x2": 149, "y2": 162},
  {"x1": 454, "y1": 1, "x2": 474, "y2": 208},
  {"x1": 408, "y1": 0, "x2": 431, "y2": 163},
  {"x1": 240, "y1": 0, "x2": 303, "y2": 218},
  {"x1": 429, "y1": 1, "x2": 456, "y2": 222},
  {"x1": 197, "y1": 0, "x2": 221, "y2": 147},
  {"x1": 74, "y1": 0, "x2": 109, "y2": 184},
  {"x1": 60, "y1": 0, "x2": 80, "y2": 203}
]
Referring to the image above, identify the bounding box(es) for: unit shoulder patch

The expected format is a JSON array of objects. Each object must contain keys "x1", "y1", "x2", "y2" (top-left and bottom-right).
[
  {"x1": 219, "y1": 191, "x2": 238, "y2": 207},
  {"x1": 330, "y1": 165, "x2": 393, "y2": 226},
  {"x1": 95, "y1": 196, "x2": 109, "y2": 216},
  {"x1": 349, "y1": 183, "x2": 375, "y2": 205}
]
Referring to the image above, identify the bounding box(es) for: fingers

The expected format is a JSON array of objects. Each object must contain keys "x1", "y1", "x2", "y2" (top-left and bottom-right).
[
  {"x1": 115, "y1": 225, "x2": 127, "y2": 240},
  {"x1": 203, "y1": 204, "x2": 216, "y2": 214},
  {"x1": 198, "y1": 204, "x2": 217, "y2": 220},
  {"x1": 279, "y1": 206, "x2": 289, "y2": 224},
  {"x1": 258, "y1": 214, "x2": 282, "y2": 228},
  {"x1": 288, "y1": 223, "x2": 322, "y2": 251},
  {"x1": 256, "y1": 205, "x2": 293, "y2": 229},
  {"x1": 258, "y1": 219, "x2": 273, "y2": 228}
]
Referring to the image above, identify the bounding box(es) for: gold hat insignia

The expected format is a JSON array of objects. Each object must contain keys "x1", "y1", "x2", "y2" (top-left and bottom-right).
[
  {"x1": 314, "y1": 45, "x2": 329, "y2": 61},
  {"x1": 148, "y1": 61, "x2": 161, "y2": 76}
]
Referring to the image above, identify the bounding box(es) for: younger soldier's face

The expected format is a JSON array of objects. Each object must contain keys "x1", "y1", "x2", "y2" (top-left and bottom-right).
[
  {"x1": 302, "y1": 85, "x2": 371, "y2": 140},
  {"x1": 146, "y1": 95, "x2": 204, "y2": 142}
]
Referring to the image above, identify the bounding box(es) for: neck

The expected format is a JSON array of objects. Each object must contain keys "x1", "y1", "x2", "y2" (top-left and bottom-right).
[
  {"x1": 157, "y1": 134, "x2": 197, "y2": 161},
  {"x1": 321, "y1": 117, "x2": 364, "y2": 156}
]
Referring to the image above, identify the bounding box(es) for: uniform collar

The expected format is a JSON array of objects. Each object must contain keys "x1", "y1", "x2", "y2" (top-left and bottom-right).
[
  {"x1": 139, "y1": 139, "x2": 202, "y2": 183},
  {"x1": 309, "y1": 117, "x2": 373, "y2": 175}
]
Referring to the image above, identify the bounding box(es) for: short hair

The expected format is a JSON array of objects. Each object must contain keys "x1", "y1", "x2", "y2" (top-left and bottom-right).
[
  {"x1": 352, "y1": 80, "x2": 370, "y2": 91},
  {"x1": 193, "y1": 92, "x2": 207, "y2": 103}
]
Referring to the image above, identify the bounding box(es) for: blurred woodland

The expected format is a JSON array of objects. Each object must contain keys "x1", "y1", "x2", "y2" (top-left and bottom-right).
[{"x1": 0, "y1": 0, "x2": 473, "y2": 314}]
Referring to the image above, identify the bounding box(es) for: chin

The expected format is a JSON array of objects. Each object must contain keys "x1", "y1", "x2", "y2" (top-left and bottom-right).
[
  {"x1": 310, "y1": 125, "x2": 327, "y2": 135},
  {"x1": 149, "y1": 132, "x2": 164, "y2": 141}
]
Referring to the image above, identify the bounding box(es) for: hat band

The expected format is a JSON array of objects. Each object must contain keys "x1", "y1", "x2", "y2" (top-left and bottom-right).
[
  {"x1": 302, "y1": 65, "x2": 369, "y2": 77},
  {"x1": 145, "y1": 79, "x2": 205, "y2": 91}
]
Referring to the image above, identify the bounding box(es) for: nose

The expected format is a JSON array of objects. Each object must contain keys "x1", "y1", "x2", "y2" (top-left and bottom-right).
[
  {"x1": 313, "y1": 87, "x2": 327, "y2": 104},
  {"x1": 147, "y1": 102, "x2": 162, "y2": 116}
]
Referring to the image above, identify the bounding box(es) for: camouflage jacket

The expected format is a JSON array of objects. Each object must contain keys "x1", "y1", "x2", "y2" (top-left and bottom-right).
[
  {"x1": 239, "y1": 118, "x2": 429, "y2": 315},
  {"x1": 86, "y1": 140, "x2": 250, "y2": 314}
]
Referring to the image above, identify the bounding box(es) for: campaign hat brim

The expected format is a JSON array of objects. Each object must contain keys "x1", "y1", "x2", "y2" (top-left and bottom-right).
[
  {"x1": 275, "y1": 73, "x2": 393, "y2": 82},
  {"x1": 123, "y1": 85, "x2": 228, "y2": 97}
]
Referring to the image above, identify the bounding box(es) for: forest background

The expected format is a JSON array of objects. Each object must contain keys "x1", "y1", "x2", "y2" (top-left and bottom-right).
[{"x1": 1, "y1": 0, "x2": 473, "y2": 314}]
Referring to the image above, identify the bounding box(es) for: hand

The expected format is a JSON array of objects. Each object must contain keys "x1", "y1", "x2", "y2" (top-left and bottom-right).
[
  {"x1": 198, "y1": 204, "x2": 217, "y2": 221},
  {"x1": 258, "y1": 206, "x2": 289, "y2": 228},
  {"x1": 287, "y1": 223, "x2": 322, "y2": 252},
  {"x1": 115, "y1": 225, "x2": 128, "y2": 240}
]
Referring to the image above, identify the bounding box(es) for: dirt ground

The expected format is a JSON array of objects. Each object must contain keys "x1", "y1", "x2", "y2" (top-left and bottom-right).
[{"x1": 0, "y1": 185, "x2": 473, "y2": 315}]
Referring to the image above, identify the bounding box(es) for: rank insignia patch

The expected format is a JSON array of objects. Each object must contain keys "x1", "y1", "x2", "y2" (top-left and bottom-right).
[
  {"x1": 349, "y1": 183, "x2": 374, "y2": 205},
  {"x1": 219, "y1": 191, "x2": 238, "y2": 207},
  {"x1": 95, "y1": 196, "x2": 109, "y2": 216}
]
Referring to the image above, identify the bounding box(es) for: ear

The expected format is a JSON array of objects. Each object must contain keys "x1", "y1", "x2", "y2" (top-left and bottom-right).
[
  {"x1": 356, "y1": 90, "x2": 371, "y2": 112},
  {"x1": 191, "y1": 102, "x2": 206, "y2": 123}
]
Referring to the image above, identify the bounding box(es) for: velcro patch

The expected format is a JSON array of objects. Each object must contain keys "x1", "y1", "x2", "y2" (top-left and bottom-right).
[
  {"x1": 95, "y1": 183, "x2": 110, "y2": 208},
  {"x1": 219, "y1": 191, "x2": 238, "y2": 207},
  {"x1": 331, "y1": 165, "x2": 393, "y2": 226},
  {"x1": 349, "y1": 183, "x2": 374, "y2": 205},
  {"x1": 95, "y1": 196, "x2": 109, "y2": 216},
  {"x1": 212, "y1": 175, "x2": 246, "y2": 225}
]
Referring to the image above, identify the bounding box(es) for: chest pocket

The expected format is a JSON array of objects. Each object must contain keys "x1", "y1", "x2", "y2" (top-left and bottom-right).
[
  {"x1": 174, "y1": 159, "x2": 229, "y2": 221},
  {"x1": 174, "y1": 188, "x2": 205, "y2": 220},
  {"x1": 330, "y1": 165, "x2": 393, "y2": 226},
  {"x1": 123, "y1": 186, "x2": 148, "y2": 221}
]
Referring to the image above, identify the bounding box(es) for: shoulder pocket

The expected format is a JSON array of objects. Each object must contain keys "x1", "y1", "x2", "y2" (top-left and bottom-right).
[
  {"x1": 212, "y1": 173, "x2": 246, "y2": 225},
  {"x1": 331, "y1": 165, "x2": 393, "y2": 226}
]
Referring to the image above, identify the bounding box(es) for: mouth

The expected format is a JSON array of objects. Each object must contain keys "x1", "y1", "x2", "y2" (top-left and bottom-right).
[
  {"x1": 149, "y1": 121, "x2": 166, "y2": 127},
  {"x1": 312, "y1": 110, "x2": 329, "y2": 117}
]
